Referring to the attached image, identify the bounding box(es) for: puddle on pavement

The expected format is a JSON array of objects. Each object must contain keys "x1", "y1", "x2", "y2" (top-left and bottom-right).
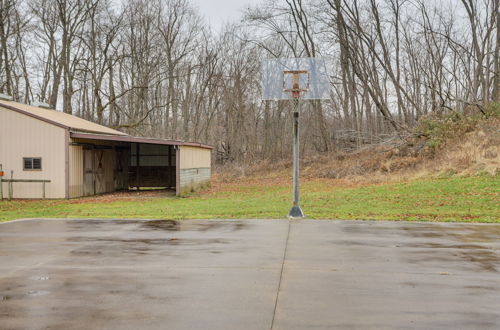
[
  {"x1": 411, "y1": 248, "x2": 499, "y2": 272},
  {"x1": 400, "y1": 224, "x2": 500, "y2": 243},
  {"x1": 464, "y1": 285, "x2": 497, "y2": 291},
  {"x1": 459, "y1": 249, "x2": 499, "y2": 272},
  {"x1": 71, "y1": 249, "x2": 103, "y2": 256},
  {"x1": 64, "y1": 220, "x2": 241, "y2": 258},
  {"x1": 141, "y1": 220, "x2": 179, "y2": 231},
  {"x1": 340, "y1": 222, "x2": 500, "y2": 243},
  {"x1": 67, "y1": 236, "x2": 231, "y2": 258},
  {"x1": 62, "y1": 219, "x2": 249, "y2": 234},
  {"x1": 338, "y1": 223, "x2": 500, "y2": 273},
  {"x1": 406, "y1": 243, "x2": 488, "y2": 249},
  {"x1": 69, "y1": 237, "x2": 229, "y2": 245},
  {"x1": 188, "y1": 221, "x2": 248, "y2": 232},
  {"x1": 400, "y1": 225, "x2": 500, "y2": 272},
  {"x1": 232, "y1": 222, "x2": 247, "y2": 231},
  {"x1": 136, "y1": 219, "x2": 248, "y2": 232}
]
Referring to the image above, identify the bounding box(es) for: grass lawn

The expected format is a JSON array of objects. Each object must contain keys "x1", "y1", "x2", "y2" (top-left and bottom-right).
[{"x1": 0, "y1": 174, "x2": 498, "y2": 223}]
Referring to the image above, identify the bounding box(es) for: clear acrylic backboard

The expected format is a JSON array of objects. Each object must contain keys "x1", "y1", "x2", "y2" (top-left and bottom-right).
[{"x1": 261, "y1": 58, "x2": 330, "y2": 100}]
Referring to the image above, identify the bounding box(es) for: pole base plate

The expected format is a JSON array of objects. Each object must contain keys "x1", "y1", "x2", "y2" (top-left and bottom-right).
[{"x1": 288, "y1": 205, "x2": 305, "y2": 218}]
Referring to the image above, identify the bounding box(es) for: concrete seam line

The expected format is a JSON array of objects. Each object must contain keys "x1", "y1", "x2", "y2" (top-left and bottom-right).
[{"x1": 271, "y1": 219, "x2": 292, "y2": 329}]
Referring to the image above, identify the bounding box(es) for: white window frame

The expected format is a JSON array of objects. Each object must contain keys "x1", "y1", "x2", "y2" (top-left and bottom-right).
[{"x1": 23, "y1": 157, "x2": 42, "y2": 171}]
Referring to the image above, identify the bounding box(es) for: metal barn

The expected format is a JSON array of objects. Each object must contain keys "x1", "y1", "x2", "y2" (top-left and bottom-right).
[{"x1": 0, "y1": 100, "x2": 212, "y2": 199}]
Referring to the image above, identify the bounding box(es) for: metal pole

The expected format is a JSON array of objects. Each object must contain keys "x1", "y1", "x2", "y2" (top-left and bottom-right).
[
  {"x1": 289, "y1": 97, "x2": 305, "y2": 218},
  {"x1": 293, "y1": 100, "x2": 300, "y2": 205}
]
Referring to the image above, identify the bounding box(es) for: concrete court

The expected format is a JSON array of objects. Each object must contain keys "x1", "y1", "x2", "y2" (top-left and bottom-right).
[{"x1": 0, "y1": 219, "x2": 499, "y2": 330}]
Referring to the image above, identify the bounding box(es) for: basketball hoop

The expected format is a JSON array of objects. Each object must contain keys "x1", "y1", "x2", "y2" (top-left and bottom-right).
[
  {"x1": 261, "y1": 58, "x2": 330, "y2": 218},
  {"x1": 283, "y1": 70, "x2": 309, "y2": 99},
  {"x1": 262, "y1": 57, "x2": 329, "y2": 100}
]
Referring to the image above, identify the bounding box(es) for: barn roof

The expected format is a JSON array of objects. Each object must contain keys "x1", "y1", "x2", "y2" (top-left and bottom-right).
[
  {"x1": 0, "y1": 100, "x2": 214, "y2": 150},
  {"x1": 0, "y1": 100, "x2": 127, "y2": 136}
]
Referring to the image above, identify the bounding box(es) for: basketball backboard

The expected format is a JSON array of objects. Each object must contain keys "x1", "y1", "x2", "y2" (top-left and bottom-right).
[{"x1": 261, "y1": 57, "x2": 330, "y2": 100}]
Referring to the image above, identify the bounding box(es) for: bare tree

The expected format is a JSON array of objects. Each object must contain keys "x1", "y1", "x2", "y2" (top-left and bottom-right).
[{"x1": 1, "y1": 0, "x2": 497, "y2": 163}]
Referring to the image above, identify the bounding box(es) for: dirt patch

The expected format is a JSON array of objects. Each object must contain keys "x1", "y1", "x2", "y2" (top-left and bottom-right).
[{"x1": 68, "y1": 189, "x2": 176, "y2": 204}]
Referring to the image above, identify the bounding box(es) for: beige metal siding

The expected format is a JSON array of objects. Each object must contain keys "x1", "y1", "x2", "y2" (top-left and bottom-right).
[
  {"x1": 69, "y1": 145, "x2": 84, "y2": 198},
  {"x1": 178, "y1": 146, "x2": 211, "y2": 195},
  {"x1": 179, "y1": 146, "x2": 211, "y2": 169},
  {"x1": 0, "y1": 106, "x2": 66, "y2": 198}
]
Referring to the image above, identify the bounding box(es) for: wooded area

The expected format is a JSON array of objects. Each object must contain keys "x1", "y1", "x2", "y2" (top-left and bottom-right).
[{"x1": 0, "y1": 0, "x2": 499, "y2": 163}]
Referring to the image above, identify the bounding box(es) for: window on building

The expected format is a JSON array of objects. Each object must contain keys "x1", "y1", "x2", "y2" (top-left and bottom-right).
[{"x1": 23, "y1": 157, "x2": 42, "y2": 170}]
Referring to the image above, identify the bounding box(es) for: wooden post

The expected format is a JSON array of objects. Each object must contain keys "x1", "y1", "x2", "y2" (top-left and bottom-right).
[
  {"x1": 8, "y1": 170, "x2": 13, "y2": 201},
  {"x1": 175, "y1": 145, "x2": 180, "y2": 196},
  {"x1": 0, "y1": 164, "x2": 3, "y2": 201},
  {"x1": 136, "y1": 143, "x2": 140, "y2": 191}
]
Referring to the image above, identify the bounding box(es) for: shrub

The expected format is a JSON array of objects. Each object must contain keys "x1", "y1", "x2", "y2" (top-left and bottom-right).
[{"x1": 413, "y1": 102, "x2": 499, "y2": 155}]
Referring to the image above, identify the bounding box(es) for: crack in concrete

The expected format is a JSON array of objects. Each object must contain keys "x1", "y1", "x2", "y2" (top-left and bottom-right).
[{"x1": 271, "y1": 220, "x2": 292, "y2": 329}]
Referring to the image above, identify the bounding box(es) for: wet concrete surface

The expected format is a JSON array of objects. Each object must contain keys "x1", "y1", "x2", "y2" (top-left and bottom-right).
[{"x1": 0, "y1": 219, "x2": 499, "y2": 329}]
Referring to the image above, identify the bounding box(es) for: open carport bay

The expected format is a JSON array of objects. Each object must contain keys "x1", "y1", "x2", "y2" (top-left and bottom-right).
[{"x1": 0, "y1": 219, "x2": 499, "y2": 329}]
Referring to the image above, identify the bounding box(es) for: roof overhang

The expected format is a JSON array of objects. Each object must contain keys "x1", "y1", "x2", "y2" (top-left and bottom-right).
[{"x1": 70, "y1": 132, "x2": 214, "y2": 150}]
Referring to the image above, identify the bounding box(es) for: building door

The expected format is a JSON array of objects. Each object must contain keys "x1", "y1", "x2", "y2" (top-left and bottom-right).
[
  {"x1": 94, "y1": 149, "x2": 105, "y2": 194},
  {"x1": 83, "y1": 149, "x2": 94, "y2": 196}
]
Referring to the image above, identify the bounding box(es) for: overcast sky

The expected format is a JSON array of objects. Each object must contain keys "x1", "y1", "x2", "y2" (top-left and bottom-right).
[{"x1": 190, "y1": 0, "x2": 252, "y2": 31}]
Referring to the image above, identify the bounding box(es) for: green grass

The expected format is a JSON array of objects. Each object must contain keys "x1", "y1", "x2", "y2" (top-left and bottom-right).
[{"x1": 0, "y1": 175, "x2": 498, "y2": 223}]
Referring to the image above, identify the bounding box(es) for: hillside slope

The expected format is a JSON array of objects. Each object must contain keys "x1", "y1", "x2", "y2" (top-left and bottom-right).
[{"x1": 217, "y1": 112, "x2": 499, "y2": 184}]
